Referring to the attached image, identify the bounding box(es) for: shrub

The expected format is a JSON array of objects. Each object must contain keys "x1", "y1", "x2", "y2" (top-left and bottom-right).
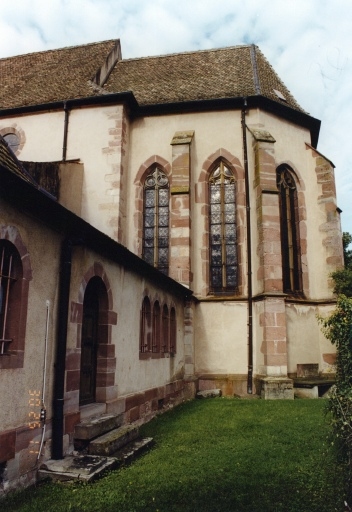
[{"x1": 319, "y1": 295, "x2": 352, "y2": 497}]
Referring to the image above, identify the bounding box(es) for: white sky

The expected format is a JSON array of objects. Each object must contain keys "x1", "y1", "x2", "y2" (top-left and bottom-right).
[{"x1": 1, "y1": 0, "x2": 351, "y2": 233}]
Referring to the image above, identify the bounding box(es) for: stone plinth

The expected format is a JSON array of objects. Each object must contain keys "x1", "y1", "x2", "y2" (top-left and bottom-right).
[{"x1": 260, "y1": 377, "x2": 294, "y2": 400}]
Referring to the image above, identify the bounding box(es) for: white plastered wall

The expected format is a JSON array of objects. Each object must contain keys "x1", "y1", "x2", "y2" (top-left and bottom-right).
[{"x1": 0, "y1": 203, "x2": 61, "y2": 432}]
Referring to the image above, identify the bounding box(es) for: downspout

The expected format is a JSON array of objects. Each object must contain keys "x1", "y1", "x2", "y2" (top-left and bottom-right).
[
  {"x1": 241, "y1": 99, "x2": 253, "y2": 394},
  {"x1": 62, "y1": 101, "x2": 70, "y2": 162},
  {"x1": 52, "y1": 238, "x2": 73, "y2": 459}
]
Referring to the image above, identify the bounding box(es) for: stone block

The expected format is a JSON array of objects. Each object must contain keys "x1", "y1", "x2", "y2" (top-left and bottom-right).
[
  {"x1": 260, "y1": 377, "x2": 294, "y2": 400},
  {"x1": 196, "y1": 389, "x2": 222, "y2": 399},
  {"x1": 74, "y1": 414, "x2": 122, "y2": 441},
  {"x1": 294, "y1": 387, "x2": 318, "y2": 399},
  {"x1": 89, "y1": 426, "x2": 139, "y2": 456}
]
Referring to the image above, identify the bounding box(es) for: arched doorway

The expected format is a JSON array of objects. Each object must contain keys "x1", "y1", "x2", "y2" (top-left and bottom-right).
[{"x1": 79, "y1": 276, "x2": 108, "y2": 406}]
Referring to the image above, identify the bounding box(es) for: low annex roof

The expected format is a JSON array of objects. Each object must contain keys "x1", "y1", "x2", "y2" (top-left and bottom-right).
[
  {"x1": 0, "y1": 135, "x2": 192, "y2": 299},
  {"x1": 0, "y1": 39, "x2": 304, "y2": 113}
]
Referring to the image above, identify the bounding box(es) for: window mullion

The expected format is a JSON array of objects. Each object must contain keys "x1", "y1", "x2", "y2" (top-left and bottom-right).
[{"x1": 221, "y1": 173, "x2": 226, "y2": 290}]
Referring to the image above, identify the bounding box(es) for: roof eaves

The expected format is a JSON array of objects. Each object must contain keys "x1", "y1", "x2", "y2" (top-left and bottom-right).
[
  {"x1": 0, "y1": 91, "x2": 139, "y2": 118},
  {"x1": 134, "y1": 95, "x2": 321, "y2": 147}
]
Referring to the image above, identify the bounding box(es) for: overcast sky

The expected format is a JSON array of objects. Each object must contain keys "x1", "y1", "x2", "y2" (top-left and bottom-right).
[{"x1": 1, "y1": 0, "x2": 351, "y2": 233}]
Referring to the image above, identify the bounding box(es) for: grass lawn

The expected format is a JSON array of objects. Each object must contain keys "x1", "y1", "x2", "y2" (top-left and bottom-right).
[{"x1": 1, "y1": 398, "x2": 347, "y2": 511}]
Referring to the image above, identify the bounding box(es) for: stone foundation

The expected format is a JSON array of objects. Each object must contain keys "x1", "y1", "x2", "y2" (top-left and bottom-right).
[{"x1": 197, "y1": 374, "x2": 257, "y2": 397}]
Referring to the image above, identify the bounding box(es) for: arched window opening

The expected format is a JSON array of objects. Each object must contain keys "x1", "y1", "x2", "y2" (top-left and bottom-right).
[
  {"x1": 143, "y1": 167, "x2": 169, "y2": 275},
  {"x1": 209, "y1": 161, "x2": 237, "y2": 293},
  {"x1": 79, "y1": 276, "x2": 108, "y2": 406},
  {"x1": 277, "y1": 166, "x2": 302, "y2": 294},
  {"x1": 140, "y1": 296, "x2": 151, "y2": 353},
  {"x1": 170, "y1": 307, "x2": 176, "y2": 355},
  {"x1": 0, "y1": 241, "x2": 23, "y2": 355},
  {"x1": 152, "y1": 301, "x2": 161, "y2": 354},
  {"x1": 3, "y1": 133, "x2": 20, "y2": 153},
  {"x1": 162, "y1": 304, "x2": 169, "y2": 353}
]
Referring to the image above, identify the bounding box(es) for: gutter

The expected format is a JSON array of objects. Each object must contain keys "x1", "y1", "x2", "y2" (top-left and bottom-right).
[
  {"x1": 62, "y1": 102, "x2": 70, "y2": 162},
  {"x1": 0, "y1": 91, "x2": 139, "y2": 118},
  {"x1": 241, "y1": 99, "x2": 253, "y2": 395}
]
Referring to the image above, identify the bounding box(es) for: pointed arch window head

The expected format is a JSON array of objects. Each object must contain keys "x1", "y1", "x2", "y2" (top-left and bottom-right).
[
  {"x1": 277, "y1": 166, "x2": 302, "y2": 295},
  {"x1": 209, "y1": 161, "x2": 238, "y2": 293},
  {"x1": 143, "y1": 167, "x2": 169, "y2": 275}
]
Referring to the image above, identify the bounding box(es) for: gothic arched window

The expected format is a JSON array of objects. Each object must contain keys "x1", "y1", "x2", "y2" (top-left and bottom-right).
[
  {"x1": 277, "y1": 166, "x2": 302, "y2": 294},
  {"x1": 143, "y1": 167, "x2": 169, "y2": 275},
  {"x1": 209, "y1": 161, "x2": 237, "y2": 292},
  {"x1": 0, "y1": 240, "x2": 23, "y2": 355},
  {"x1": 140, "y1": 296, "x2": 152, "y2": 354}
]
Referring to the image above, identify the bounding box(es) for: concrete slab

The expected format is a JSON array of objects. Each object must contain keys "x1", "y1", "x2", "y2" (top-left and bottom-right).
[{"x1": 39, "y1": 455, "x2": 118, "y2": 482}]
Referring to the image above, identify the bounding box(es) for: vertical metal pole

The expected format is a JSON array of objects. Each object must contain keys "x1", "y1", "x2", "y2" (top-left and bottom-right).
[{"x1": 242, "y1": 101, "x2": 253, "y2": 394}]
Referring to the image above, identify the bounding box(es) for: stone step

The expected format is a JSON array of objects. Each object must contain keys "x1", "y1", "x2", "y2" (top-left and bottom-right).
[
  {"x1": 112, "y1": 437, "x2": 154, "y2": 463},
  {"x1": 74, "y1": 413, "x2": 123, "y2": 441},
  {"x1": 39, "y1": 454, "x2": 118, "y2": 483},
  {"x1": 89, "y1": 425, "x2": 139, "y2": 456}
]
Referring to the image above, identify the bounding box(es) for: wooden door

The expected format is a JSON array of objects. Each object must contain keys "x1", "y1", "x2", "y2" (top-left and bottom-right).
[{"x1": 79, "y1": 286, "x2": 99, "y2": 405}]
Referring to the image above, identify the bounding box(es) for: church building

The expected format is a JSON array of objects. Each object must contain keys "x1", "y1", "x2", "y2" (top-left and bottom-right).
[{"x1": 0, "y1": 39, "x2": 343, "y2": 492}]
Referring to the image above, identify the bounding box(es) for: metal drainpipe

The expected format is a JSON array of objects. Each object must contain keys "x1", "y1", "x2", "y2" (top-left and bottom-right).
[
  {"x1": 241, "y1": 99, "x2": 253, "y2": 394},
  {"x1": 62, "y1": 101, "x2": 70, "y2": 162},
  {"x1": 52, "y1": 238, "x2": 73, "y2": 459}
]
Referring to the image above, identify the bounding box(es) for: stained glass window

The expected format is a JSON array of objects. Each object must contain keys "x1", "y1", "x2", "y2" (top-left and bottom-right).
[
  {"x1": 276, "y1": 167, "x2": 302, "y2": 294},
  {"x1": 143, "y1": 168, "x2": 169, "y2": 275},
  {"x1": 209, "y1": 162, "x2": 237, "y2": 292}
]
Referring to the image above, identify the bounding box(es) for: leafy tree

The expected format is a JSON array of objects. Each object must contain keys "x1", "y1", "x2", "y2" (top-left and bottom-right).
[
  {"x1": 343, "y1": 232, "x2": 352, "y2": 270},
  {"x1": 331, "y1": 232, "x2": 352, "y2": 297}
]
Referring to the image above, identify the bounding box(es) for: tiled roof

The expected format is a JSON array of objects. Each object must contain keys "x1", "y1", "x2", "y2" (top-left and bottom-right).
[
  {"x1": 0, "y1": 136, "x2": 37, "y2": 184},
  {"x1": 0, "y1": 40, "x2": 304, "y2": 113},
  {"x1": 105, "y1": 45, "x2": 304, "y2": 112},
  {"x1": 0, "y1": 40, "x2": 117, "y2": 109}
]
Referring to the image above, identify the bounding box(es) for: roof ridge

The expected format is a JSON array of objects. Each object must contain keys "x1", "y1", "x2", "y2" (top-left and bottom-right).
[
  {"x1": 120, "y1": 43, "x2": 254, "y2": 63},
  {"x1": 0, "y1": 39, "x2": 118, "y2": 61}
]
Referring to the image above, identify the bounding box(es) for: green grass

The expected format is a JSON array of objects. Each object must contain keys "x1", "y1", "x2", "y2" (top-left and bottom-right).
[{"x1": 2, "y1": 398, "x2": 347, "y2": 511}]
